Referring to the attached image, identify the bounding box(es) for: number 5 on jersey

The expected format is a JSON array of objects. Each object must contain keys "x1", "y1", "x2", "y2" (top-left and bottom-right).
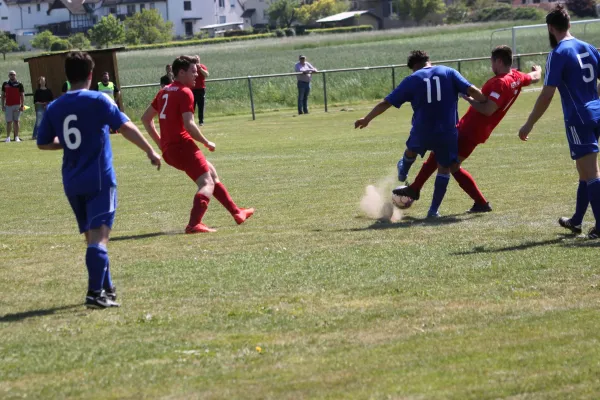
[{"x1": 160, "y1": 94, "x2": 169, "y2": 119}]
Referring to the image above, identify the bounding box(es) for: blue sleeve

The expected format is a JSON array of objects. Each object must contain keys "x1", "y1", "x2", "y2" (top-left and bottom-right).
[
  {"x1": 544, "y1": 50, "x2": 565, "y2": 87},
  {"x1": 385, "y1": 77, "x2": 413, "y2": 108},
  {"x1": 101, "y1": 95, "x2": 129, "y2": 131},
  {"x1": 36, "y1": 104, "x2": 55, "y2": 145},
  {"x1": 449, "y1": 68, "x2": 472, "y2": 94},
  {"x1": 591, "y1": 46, "x2": 600, "y2": 81}
]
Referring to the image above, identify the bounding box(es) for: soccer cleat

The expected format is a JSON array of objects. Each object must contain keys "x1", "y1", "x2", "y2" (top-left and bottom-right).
[
  {"x1": 233, "y1": 207, "x2": 255, "y2": 225},
  {"x1": 587, "y1": 227, "x2": 600, "y2": 239},
  {"x1": 5, "y1": 137, "x2": 10, "y2": 143},
  {"x1": 558, "y1": 217, "x2": 582, "y2": 234},
  {"x1": 427, "y1": 210, "x2": 441, "y2": 219},
  {"x1": 85, "y1": 290, "x2": 120, "y2": 309},
  {"x1": 467, "y1": 202, "x2": 492, "y2": 213},
  {"x1": 185, "y1": 223, "x2": 217, "y2": 234},
  {"x1": 15, "y1": 137, "x2": 21, "y2": 142},
  {"x1": 105, "y1": 286, "x2": 117, "y2": 302},
  {"x1": 397, "y1": 159, "x2": 407, "y2": 182},
  {"x1": 392, "y1": 185, "x2": 420, "y2": 201}
]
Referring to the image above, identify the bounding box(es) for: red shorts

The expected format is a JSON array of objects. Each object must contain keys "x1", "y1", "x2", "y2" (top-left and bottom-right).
[{"x1": 163, "y1": 142, "x2": 209, "y2": 182}]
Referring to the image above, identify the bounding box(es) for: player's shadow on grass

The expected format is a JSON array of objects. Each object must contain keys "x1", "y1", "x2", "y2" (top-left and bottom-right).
[
  {"x1": 0, "y1": 304, "x2": 80, "y2": 323},
  {"x1": 452, "y1": 234, "x2": 575, "y2": 255},
  {"x1": 111, "y1": 232, "x2": 174, "y2": 242},
  {"x1": 350, "y1": 213, "x2": 474, "y2": 231}
]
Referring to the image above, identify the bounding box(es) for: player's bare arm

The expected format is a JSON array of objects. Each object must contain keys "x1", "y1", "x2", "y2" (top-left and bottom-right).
[
  {"x1": 19, "y1": 91, "x2": 24, "y2": 111},
  {"x1": 119, "y1": 121, "x2": 162, "y2": 169},
  {"x1": 183, "y1": 111, "x2": 215, "y2": 151},
  {"x1": 466, "y1": 85, "x2": 487, "y2": 103},
  {"x1": 141, "y1": 105, "x2": 162, "y2": 149},
  {"x1": 37, "y1": 136, "x2": 63, "y2": 150},
  {"x1": 199, "y1": 67, "x2": 209, "y2": 78},
  {"x1": 355, "y1": 100, "x2": 392, "y2": 129},
  {"x1": 529, "y1": 65, "x2": 542, "y2": 84},
  {"x1": 463, "y1": 95, "x2": 498, "y2": 116},
  {"x1": 519, "y1": 85, "x2": 556, "y2": 141}
]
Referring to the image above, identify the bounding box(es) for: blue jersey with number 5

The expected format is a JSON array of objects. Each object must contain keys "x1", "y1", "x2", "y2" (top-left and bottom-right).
[
  {"x1": 37, "y1": 90, "x2": 129, "y2": 196},
  {"x1": 545, "y1": 38, "x2": 600, "y2": 124},
  {"x1": 385, "y1": 65, "x2": 472, "y2": 136}
]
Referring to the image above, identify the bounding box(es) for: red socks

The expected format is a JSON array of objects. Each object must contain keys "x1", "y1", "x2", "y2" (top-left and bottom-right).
[
  {"x1": 410, "y1": 152, "x2": 437, "y2": 192},
  {"x1": 452, "y1": 168, "x2": 487, "y2": 205},
  {"x1": 189, "y1": 193, "x2": 210, "y2": 227},
  {"x1": 213, "y1": 182, "x2": 240, "y2": 216}
]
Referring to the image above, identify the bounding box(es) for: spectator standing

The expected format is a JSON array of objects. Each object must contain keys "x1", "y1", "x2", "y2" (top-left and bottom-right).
[
  {"x1": 295, "y1": 55, "x2": 318, "y2": 115},
  {"x1": 160, "y1": 64, "x2": 174, "y2": 88},
  {"x1": 2, "y1": 70, "x2": 25, "y2": 142},
  {"x1": 32, "y1": 76, "x2": 54, "y2": 140},
  {"x1": 192, "y1": 55, "x2": 209, "y2": 125},
  {"x1": 97, "y1": 71, "x2": 121, "y2": 108}
]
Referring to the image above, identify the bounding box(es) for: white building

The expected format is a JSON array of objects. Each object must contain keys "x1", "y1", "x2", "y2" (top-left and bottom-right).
[
  {"x1": 239, "y1": 0, "x2": 271, "y2": 27},
  {"x1": 1, "y1": 0, "x2": 248, "y2": 40}
]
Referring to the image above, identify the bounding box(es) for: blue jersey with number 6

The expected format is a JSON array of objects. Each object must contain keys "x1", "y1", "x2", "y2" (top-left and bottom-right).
[
  {"x1": 385, "y1": 65, "x2": 472, "y2": 136},
  {"x1": 545, "y1": 37, "x2": 600, "y2": 124},
  {"x1": 37, "y1": 90, "x2": 129, "y2": 196}
]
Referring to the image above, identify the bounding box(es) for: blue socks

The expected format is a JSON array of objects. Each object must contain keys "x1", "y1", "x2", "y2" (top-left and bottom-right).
[
  {"x1": 429, "y1": 173, "x2": 450, "y2": 214},
  {"x1": 86, "y1": 243, "x2": 109, "y2": 293},
  {"x1": 398, "y1": 152, "x2": 416, "y2": 181},
  {"x1": 587, "y1": 178, "x2": 600, "y2": 230},
  {"x1": 103, "y1": 261, "x2": 114, "y2": 291},
  {"x1": 571, "y1": 180, "x2": 589, "y2": 226}
]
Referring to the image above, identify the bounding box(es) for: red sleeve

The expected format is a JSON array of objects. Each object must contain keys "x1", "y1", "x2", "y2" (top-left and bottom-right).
[
  {"x1": 201, "y1": 64, "x2": 208, "y2": 72},
  {"x1": 180, "y1": 88, "x2": 195, "y2": 114},
  {"x1": 486, "y1": 79, "x2": 507, "y2": 107},
  {"x1": 150, "y1": 90, "x2": 161, "y2": 111},
  {"x1": 518, "y1": 70, "x2": 533, "y2": 87}
]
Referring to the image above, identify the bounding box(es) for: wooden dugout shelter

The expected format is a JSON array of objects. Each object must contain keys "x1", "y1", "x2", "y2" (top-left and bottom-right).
[{"x1": 23, "y1": 47, "x2": 126, "y2": 109}]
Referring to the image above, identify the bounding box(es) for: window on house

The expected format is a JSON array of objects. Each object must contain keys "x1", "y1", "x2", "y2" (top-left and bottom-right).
[
  {"x1": 230, "y1": 0, "x2": 235, "y2": 7},
  {"x1": 219, "y1": 15, "x2": 226, "y2": 23},
  {"x1": 184, "y1": 1, "x2": 191, "y2": 11},
  {"x1": 1, "y1": 16, "x2": 7, "y2": 20},
  {"x1": 28, "y1": 6, "x2": 31, "y2": 13},
  {"x1": 37, "y1": 4, "x2": 41, "y2": 11},
  {"x1": 185, "y1": 21, "x2": 193, "y2": 36},
  {"x1": 140, "y1": 3, "x2": 145, "y2": 10},
  {"x1": 150, "y1": 2, "x2": 155, "y2": 9},
  {"x1": 109, "y1": 6, "x2": 117, "y2": 14},
  {"x1": 127, "y1": 4, "x2": 135, "y2": 14},
  {"x1": 218, "y1": 0, "x2": 225, "y2": 7}
]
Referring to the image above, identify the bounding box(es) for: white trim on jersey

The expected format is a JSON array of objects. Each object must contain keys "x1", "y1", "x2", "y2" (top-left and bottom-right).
[
  {"x1": 544, "y1": 51, "x2": 553, "y2": 86},
  {"x1": 570, "y1": 126, "x2": 581, "y2": 144},
  {"x1": 564, "y1": 85, "x2": 585, "y2": 124}
]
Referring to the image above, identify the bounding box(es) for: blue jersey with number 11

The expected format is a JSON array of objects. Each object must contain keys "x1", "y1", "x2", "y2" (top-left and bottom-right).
[
  {"x1": 385, "y1": 65, "x2": 472, "y2": 136},
  {"x1": 545, "y1": 37, "x2": 600, "y2": 124},
  {"x1": 37, "y1": 90, "x2": 129, "y2": 196}
]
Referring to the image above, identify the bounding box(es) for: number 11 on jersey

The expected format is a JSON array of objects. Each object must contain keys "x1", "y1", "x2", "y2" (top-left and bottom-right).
[{"x1": 424, "y1": 76, "x2": 441, "y2": 103}]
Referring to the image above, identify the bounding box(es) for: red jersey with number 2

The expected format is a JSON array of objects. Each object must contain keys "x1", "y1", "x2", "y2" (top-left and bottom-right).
[
  {"x1": 458, "y1": 69, "x2": 532, "y2": 144},
  {"x1": 151, "y1": 81, "x2": 195, "y2": 151}
]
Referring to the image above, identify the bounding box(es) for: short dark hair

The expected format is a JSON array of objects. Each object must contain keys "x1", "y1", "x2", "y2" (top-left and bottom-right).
[
  {"x1": 65, "y1": 51, "x2": 95, "y2": 84},
  {"x1": 546, "y1": 4, "x2": 570, "y2": 32},
  {"x1": 172, "y1": 55, "x2": 196, "y2": 76},
  {"x1": 491, "y1": 45, "x2": 512, "y2": 67},
  {"x1": 407, "y1": 50, "x2": 429, "y2": 69}
]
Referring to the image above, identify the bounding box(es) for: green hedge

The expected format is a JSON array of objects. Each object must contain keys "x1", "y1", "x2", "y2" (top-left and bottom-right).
[
  {"x1": 126, "y1": 33, "x2": 277, "y2": 51},
  {"x1": 306, "y1": 25, "x2": 374, "y2": 35},
  {"x1": 467, "y1": 5, "x2": 544, "y2": 22}
]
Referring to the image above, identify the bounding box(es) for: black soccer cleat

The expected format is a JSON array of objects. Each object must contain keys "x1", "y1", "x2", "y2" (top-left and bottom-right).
[
  {"x1": 558, "y1": 217, "x2": 582, "y2": 234},
  {"x1": 392, "y1": 185, "x2": 420, "y2": 201},
  {"x1": 587, "y1": 227, "x2": 600, "y2": 239},
  {"x1": 85, "y1": 290, "x2": 120, "y2": 309},
  {"x1": 467, "y1": 202, "x2": 492, "y2": 213},
  {"x1": 105, "y1": 286, "x2": 117, "y2": 302}
]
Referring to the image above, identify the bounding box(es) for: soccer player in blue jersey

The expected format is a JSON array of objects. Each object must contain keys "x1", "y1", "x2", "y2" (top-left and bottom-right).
[
  {"x1": 37, "y1": 52, "x2": 162, "y2": 308},
  {"x1": 355, "y1": 50, "x2": 487, "y2": 217},
  {"x1": 519, "y1": 5, "x2": 600, "y2": 239}
]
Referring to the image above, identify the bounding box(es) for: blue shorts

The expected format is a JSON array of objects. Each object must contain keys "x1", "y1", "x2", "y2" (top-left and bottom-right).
[
  {"x1": 67, "y1": 186, "x2": 117, "y2": 234},
  {"x1": 565, "y1": 123, "x2": 600, "y2": 160},
  {"x1": 406, "y1": 132, "x2": 459, "y2": 168}
]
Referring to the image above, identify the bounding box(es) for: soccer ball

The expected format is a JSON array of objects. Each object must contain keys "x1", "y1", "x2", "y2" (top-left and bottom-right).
[{"x1": 392, "y1": 186, "x2": 414, "y2": 209}]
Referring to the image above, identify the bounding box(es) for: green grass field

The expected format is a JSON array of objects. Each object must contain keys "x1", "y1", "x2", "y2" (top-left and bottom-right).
[
  {"x1": 3, "y1": 21, "x2": 600, "y2": 135},
  {"x1": 1, "y1": 90, "x2": 600, "y2": 399}
]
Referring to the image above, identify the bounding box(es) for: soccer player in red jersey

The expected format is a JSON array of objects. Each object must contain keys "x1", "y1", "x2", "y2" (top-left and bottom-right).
[
  {"x1": 399, "y1": 45, "x2": 542, "y2": 213},
  {"x1": 141, "y1": 55, "x2": 254, "y2": 233}
]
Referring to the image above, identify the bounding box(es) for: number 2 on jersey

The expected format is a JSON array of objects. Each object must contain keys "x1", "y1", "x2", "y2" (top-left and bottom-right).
[
  {"x1": 424, "y1": 76, "x2": 441, "y2": 103},
  {"x1": 160, "y1": 94, "x2": 169, "y2": 119}
]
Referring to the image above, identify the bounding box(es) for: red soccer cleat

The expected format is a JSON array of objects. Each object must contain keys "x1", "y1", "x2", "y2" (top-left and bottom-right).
[
  {"x1": 233, "y1": 208, "x2": 255, "y2": 225},
  {"x1": 185, "y1": 223, "x2": 217, "y2": 234}
]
